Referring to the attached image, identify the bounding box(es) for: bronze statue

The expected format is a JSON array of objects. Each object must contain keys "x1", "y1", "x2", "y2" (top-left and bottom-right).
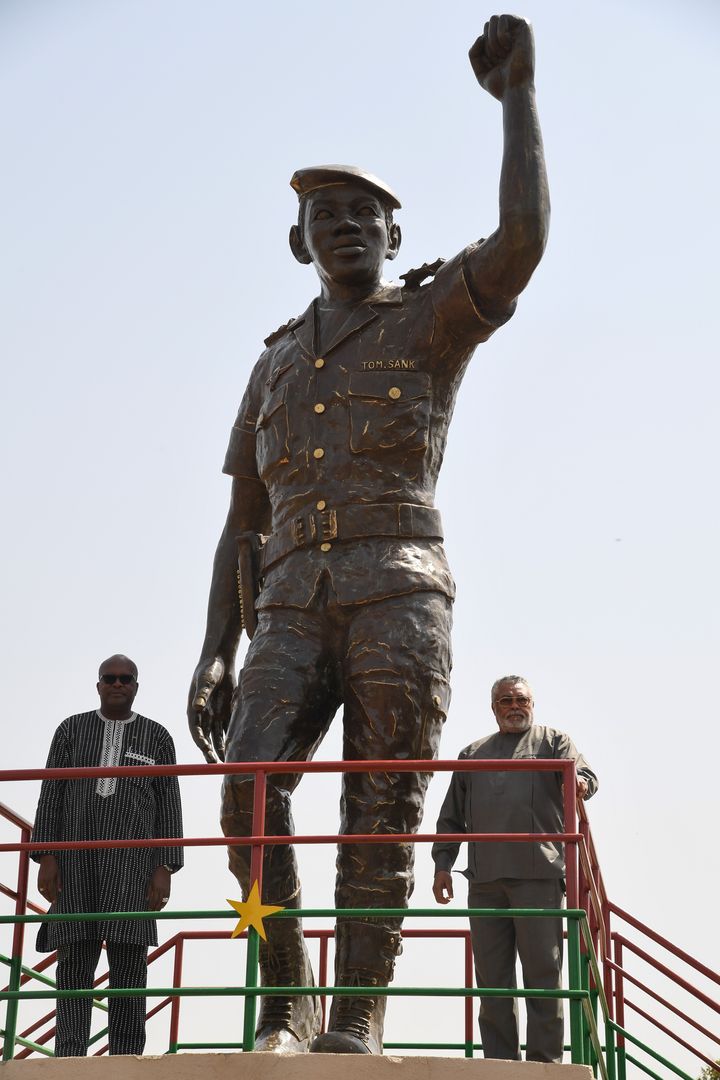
[{"x1": 188, "y1": 13, "x2": 549, "y2": 1055}]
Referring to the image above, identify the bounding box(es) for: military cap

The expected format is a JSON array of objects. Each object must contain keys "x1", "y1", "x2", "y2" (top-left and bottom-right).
[{"x1": 290, "y1": 165, "x2": 402, "y2": 210}]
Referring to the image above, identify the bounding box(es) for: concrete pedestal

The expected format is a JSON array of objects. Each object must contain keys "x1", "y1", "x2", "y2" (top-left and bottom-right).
[{"x1": 1, "y1": 1053, "x2": 594, "y2": 1080}]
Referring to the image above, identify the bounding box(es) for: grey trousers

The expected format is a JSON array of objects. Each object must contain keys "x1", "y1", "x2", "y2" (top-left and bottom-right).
[{"x1": 468, "y1": 878, "x2": 565, "y2": 1063}]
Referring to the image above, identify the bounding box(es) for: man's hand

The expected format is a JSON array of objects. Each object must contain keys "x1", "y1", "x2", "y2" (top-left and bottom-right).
[
  {"x1": 577, "y1": 777, "x2": 589, "y2": 800},
  {"x1": 433, "y1": 870, "x2": 454, "y2": 905},
  {"x1": 38, "y1": 855, "x2": 61, "y2": 904},
  {"x1": 187, "y1": 657, "x2": 235, "y2": 763},
  {"x1": 469, "y1": 15, "x2": 535, "y2": 102},
  {"x1": 146, "y1": 866, "x2": 171, "y2": 912}
]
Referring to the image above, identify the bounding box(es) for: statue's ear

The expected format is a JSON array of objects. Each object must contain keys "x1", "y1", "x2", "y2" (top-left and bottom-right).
[
  {"x1": 289, "y1": 225, "x2": 313, "y2": 265},
  {"x1": 385, "y1": 223, "x2": 402, "y2": 262}
]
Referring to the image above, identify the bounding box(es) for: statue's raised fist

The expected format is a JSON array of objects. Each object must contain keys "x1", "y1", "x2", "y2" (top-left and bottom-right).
[{"x1": 469, "y1": 14, "x2": 535, "y2": 101}]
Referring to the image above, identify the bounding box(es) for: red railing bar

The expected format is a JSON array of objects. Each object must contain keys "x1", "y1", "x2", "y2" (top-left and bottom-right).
[
  {"x1": 0, "y1": 804, "x2": 33, "y2": 831},
  {"x1": 606, "y1": 959, "x2": 720, "y2": 1045},
  {"x1": 0, "y1": 883, "x2": 45, "y2": 916},
  {"x1": 562, "y1": 763, "x2": 578, "y2": 908},
  {"x1": 614, "y1": 934, "x2": 720, "y2": 1014},
  {"x1": 624, "y1": 996, "x2": 720, "y2": 1072},
  {"x1": 0, "y1": 758, "x2": 577, "y2": 782},
  {"x1": 169, "y1": 938, "x2": 184, "y2": 1050},
  {"x1": 2, "y1": 831, "x2": 583, "y2": 855},
  {"x1": 578, "y1": 838, "x2": 607, "y2": 959},
  {"x1": 610, "y1": 903, "x2": 720, "y2": 987}
]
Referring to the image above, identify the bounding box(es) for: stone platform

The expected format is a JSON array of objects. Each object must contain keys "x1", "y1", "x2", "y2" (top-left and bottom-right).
[{"x1": 1, "y1": 1053, "x2": 593, "y2": 1080}]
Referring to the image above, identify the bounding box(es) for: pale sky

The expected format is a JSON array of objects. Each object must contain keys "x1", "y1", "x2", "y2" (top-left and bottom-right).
[{"x1": 1, "y1": 1, "x2": 718, "y2": 1072}]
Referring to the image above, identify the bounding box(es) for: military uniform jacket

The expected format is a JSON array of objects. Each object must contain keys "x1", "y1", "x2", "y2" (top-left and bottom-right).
[
  {"x1": 223, "y1": 243, "x2": 515, "y2": 608},
  {"x1": 431, "y1": 725, "x2": 598, "y2": 882},
  {"x1": 31, "y1": 711, "x2": 184, "y2": 950}
]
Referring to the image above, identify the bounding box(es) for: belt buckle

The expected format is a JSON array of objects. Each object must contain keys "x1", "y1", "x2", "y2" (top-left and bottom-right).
[{"x1": 316, "y1": 509, "x2": 338, "y2": 542}]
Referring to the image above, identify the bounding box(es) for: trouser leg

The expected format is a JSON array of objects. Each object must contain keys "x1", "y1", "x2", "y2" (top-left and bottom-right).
[
  {"x1": 55, "y1": 941, "x2": 102, "y2": 1057},
  {"x1": 106, "y1": 943, "x2": 147, "y2": 1056},
  {"x1": 468, "y1": 881, "x2": 521, "y2": 1061},
  {"x1": 508, "y1": 878, "x2": 565, "y2": 1063},
  {"x1": 222, "y1": 606, "x2": 338, "y2": 902},
  {"x1": 222, "y1": 605, "x2": 338, "y2": 1051},
  {"x1": 312, "y1": 593, "x2": 452, "y2": 1054}
]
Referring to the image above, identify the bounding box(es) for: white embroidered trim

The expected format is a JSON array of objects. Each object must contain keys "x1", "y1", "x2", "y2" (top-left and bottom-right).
[{"x1": 95, "y1": 711, "x2": 136, "y2": 798}]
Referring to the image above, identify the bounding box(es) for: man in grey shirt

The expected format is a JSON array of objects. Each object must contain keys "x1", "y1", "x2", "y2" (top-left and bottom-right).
[{"x1": 431, "y1": 675, "x2": 597, "y2": 1063}]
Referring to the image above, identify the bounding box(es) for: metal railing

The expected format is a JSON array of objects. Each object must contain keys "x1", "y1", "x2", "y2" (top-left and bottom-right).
[{"x1": 1, "y1": 758, "x2": 717, "y2": 1078}]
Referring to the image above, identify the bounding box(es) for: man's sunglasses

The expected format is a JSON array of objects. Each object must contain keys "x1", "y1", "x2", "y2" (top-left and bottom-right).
[{"x1": 99, "y1": 674, "x2": 135, "y2": 685}]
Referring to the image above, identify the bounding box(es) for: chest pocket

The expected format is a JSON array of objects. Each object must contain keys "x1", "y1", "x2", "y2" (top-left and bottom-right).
[
  {"x1": 255, "y1": 383, "x2": 290, "y2": 478},
  {"x1": 348, "y1": 371, "x2": 431, "y2": 454}
]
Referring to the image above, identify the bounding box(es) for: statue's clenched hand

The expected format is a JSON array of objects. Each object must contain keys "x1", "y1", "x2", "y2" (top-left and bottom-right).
[
  {"x1": 469, "y1": 14, "x2": 535, "y2": 101},
  {"x1": 187, "y1": 657, "x2": 234, "y2": 763}
]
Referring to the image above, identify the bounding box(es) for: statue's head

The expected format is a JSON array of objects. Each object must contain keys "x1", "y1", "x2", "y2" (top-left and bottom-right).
[
  {"x1": 491, "y1": 675, "x2": 534, "y2": 734},
  {"x1": 289, "y1": 165, "x2": 402, "y2": 289}
]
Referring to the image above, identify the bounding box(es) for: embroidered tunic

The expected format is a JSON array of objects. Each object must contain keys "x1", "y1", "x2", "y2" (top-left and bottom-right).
[{"x1": 31, "y1": 711, "x2": 184, "y2": 950}]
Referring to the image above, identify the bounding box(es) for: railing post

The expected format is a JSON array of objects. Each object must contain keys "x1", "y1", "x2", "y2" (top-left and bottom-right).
[
  {"x1": 318, "y1": 932, "x2": 329, "y2": 1033},
  {"x1": 464, "y1": 929, "x2": 474, "y2": 1058},
  {"x1": 168, "y1": 936, "x2": 184, "y2": 1053},
  {"x1": 3, "y1": 828, "x2": 30, "y2": 1061},
  {"x1": 567, "y1": 915, "x2": 585, "y2": 1064},
  {"x1": 563, "y1": 761, "x2": 579, "y2": 909},
  {"x1": 614, "y1": 937, "x2": 626, "y2": 1080},
  {"x1": 242, "y1": 768, "x2": 267, "y2": 1052}
]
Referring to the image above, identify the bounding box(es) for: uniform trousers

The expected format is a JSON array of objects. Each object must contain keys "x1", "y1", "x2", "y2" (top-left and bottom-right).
[
  {"x1": 55, "y1": 941, "x2": 147, "y2": 1057},
  {"x1": 222, "y1": 586, "x2": 452, "y2": 915},
  {"x1": 468, "y1": 878, "x2": 565, "y2": 1063}
]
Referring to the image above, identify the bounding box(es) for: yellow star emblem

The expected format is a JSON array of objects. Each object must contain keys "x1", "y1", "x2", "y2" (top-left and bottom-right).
[{"x1": 227, "y1": 880, "x2": 284, "y2": 941}]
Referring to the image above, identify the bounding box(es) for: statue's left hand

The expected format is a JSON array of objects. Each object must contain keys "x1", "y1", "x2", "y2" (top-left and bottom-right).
[
  {"x1": 187, "y1": 657, "x2": 235, "y2": 763},
  {"x1": 469, "y1": 14, "x2": 535, "y2": 101}
]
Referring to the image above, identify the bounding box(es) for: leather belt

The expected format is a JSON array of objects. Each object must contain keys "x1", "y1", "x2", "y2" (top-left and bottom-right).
[{"x1": 260, "y1": 502, "x2": 444, "y2": 575}]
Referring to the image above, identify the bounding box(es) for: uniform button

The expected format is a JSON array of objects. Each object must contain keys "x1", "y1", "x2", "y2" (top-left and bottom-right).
[
  {"x1": 315, "y1": 357, "x2": 325, "y2": 369},
  {"x1": 316, "y1": 500, "x2": 326, "y2": 511},
  {"x1": 314, "y1": 403, "x2": 326, "y2": 414},
  {"x1": 432, "y1": 694, "x2": 442, "y2": 708},
  {"x1": 313, "y1": 448, "x2": 325, "y2": 459},
  {"x1": 388, "y1": 386, "x2": 402, "y2": 400},
  {"x1": 320, "y1": 542, "x2": 332, "y2": 552}
]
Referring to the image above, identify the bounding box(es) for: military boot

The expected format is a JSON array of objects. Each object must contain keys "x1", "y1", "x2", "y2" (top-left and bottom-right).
[
  {"x1": 309, "y1": 921, "x2": 401, "y2": 1054},
  {"x1": 254, "y1": 911, "x2": 321, "y2": 1053}
]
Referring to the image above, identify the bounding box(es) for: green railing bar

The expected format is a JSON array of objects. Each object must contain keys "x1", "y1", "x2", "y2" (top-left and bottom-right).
[
  {"x1": 1, "y1": 985, "x2": 589, "y2": 1002},
  {"x1": 608, "y1": 1021, "x2": 693, "y2": 1080},
  {"x1": 0, "y1": 1032, "x2": 54, "y2": 1056},
  {"x1": 567, "y1": 918, "x2": 584, "y2": 1063},
  {"x1": 625, "y1": 1051, "x2": 676, "y2": 1080},
  {"x1": 581, "y1": 995, "x2": 609, "y2": 1080},
  {"x1": 0, "y1": 907, "x2": 584, "y2": 925},
  {"x1": 0, "y1": 951, "x2": 110, "y2": 1016}
]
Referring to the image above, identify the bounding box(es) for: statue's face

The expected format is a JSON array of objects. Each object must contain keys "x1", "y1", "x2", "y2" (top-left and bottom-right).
[
  {"x1": 300, "y1": 183, "x2": 397, "y2": 288},
  {"x1": 492, "y1": 681, "x2": 534, "y2": 734}
]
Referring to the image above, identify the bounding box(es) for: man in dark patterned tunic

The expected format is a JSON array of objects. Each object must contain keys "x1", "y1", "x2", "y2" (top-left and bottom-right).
[
  {"x1": 187, "y1": 14, "x2": 550, "y2": 1056},
  {"x1": 32, "y1": 654, "x2": 184, "y2": 1057}
]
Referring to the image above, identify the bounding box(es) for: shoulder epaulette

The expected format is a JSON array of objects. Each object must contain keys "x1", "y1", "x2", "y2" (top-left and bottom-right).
[
  {"x1": 264, "y1": 316, "x2": 301, "y2": 348},
  {"x1": 399, "y1": 257, "x2": 446, "y2": 290}
]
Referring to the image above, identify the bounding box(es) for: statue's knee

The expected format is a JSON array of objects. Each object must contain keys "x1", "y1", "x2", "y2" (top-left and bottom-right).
[{"x1": 221, "y1": 774, "x2": 255, "y2": 833}]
